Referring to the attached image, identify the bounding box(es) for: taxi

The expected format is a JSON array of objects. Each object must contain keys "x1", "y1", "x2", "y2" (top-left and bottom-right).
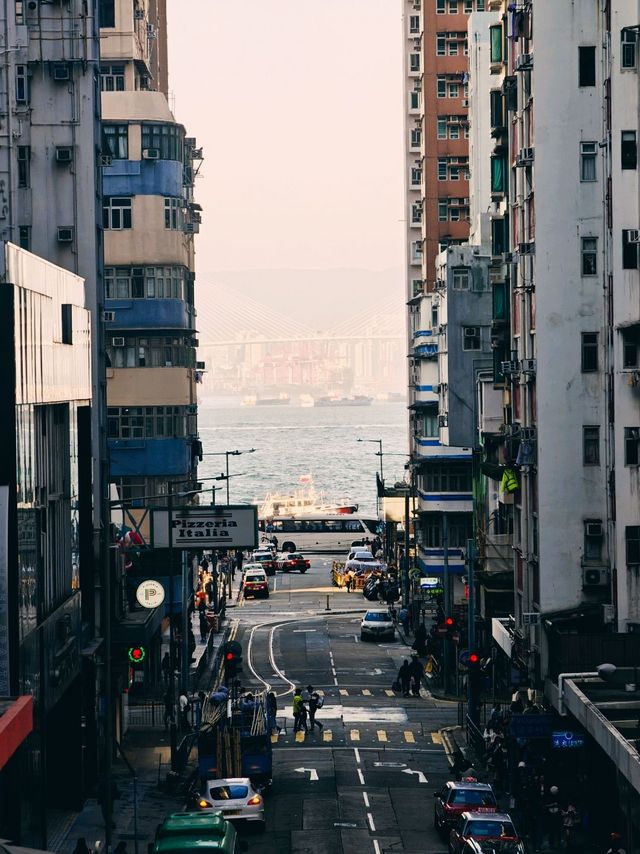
[{"x1": 433, "y1": 781, "x2": 497, "y2": 832}]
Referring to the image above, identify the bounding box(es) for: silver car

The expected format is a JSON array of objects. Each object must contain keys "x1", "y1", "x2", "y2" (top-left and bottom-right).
[
  {"x1": 196, "y1": 777, "x2": 265, "y2": 828},
  {"x1": 360, "y1": 608, "x2": 395, "y2": 641}
]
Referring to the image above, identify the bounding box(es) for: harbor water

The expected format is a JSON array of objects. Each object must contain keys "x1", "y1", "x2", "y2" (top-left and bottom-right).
[{"x1": 198, "y1": 398, "x2": 408, "y2": 516}]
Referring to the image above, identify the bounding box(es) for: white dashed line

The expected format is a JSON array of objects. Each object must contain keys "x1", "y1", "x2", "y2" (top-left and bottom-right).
[
  {"x1": 357, "y1": 769, "x2": 365, "y2": 785},
  {"x1": 373, "y1": 840, "x2": 381, "y2": 854},
  {"x1": 363, "y1": 792, "x2": 370, "y2": 808},
  {"x1": 367, "y1": 813, "x2": 376, "y2": 832},
  {"x1": 354, "y1": 748, "x2": 361, "y2": 764},
  {"x1": 333, "y1": 676, "x2": 339, "y2": 685}
]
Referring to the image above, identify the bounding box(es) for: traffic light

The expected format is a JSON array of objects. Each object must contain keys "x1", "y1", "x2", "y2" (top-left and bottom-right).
[
  {"x1": 467, "y1": 651, "x2": 483, "y2": 692},
  {"x1": 128, "y1": 645, "x2": 146, "y2": 664},
  {"x1": 444, "y1": 616, "x2": 458, "y2": 640},
  {"x1": 223, "y1": 640, "x2": 242, "y2": 680}
]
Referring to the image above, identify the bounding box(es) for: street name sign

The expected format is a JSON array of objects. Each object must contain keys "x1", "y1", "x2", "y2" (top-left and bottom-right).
[{"x1": 152, "y1": 505, "x2": 258, "y2": 549}]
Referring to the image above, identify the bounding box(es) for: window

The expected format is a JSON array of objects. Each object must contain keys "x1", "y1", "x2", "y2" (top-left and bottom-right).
[
  {"x1": 448, "y1": 83, "x2": 459, "y2": 98},
  {"x1": 411, "y1": 167, "x2": 422, "y2": 186},
  {"x1": 141, "y1": 123, "x2": 185, "y2": 161},
  {"x1": 625, "y1": 428, "x2": 640, "y2": 466},
  {"x1": 583, "y1": 426, "x2": 600, "y2": 465},
  {"x1": 100, "y1": 64, "x2": 125, "y2": 91},
  {"x1": 105, "y1": 266, "x2": 186, "y2": 300},
  {"x1": 17, "y1": 145, "x2": 30, "y2": 188},
  {"x1": 410, "y1": 128, "x2": 421, "y2": 148},
  {"x1": 623, "y1": 330, "x2": 640, "y2": 368},
  {"x1": 449, "y1": 0, "x2": 458, "y2": 11},
  {"x1": 452, "y1": 267, "x2": 470, "y2": 290},
  {"x1": 437, "y1": 159, "x2": 447, "y2": 181},
  {"x1": 449, "y1": 123, "x2": 459, "y2": 139},
  {"x1": 103, "y1": 197, "x2": 132, "y2": 230},
  {"x1": 437, "y1": 35, "x2": 446, "y2": 56},
  {"x1": 437, "y1": 77, "x2": 446, "y2": 98},
  {"x1": 462, "y1": 326, "x2": 481, "y2": 351},
  {"x1": 410, "y1": 54, "x2": 420, "y2": 73},
  {"x1": 580, "y1": 142, "x2": 597, "y2": 181},
  {"x1": 411, "y1": 241, "x2": 423, "y2": 264},
  {"x1": 450, "y1": 166, "x2": 460, "y2": 180},
  {"x1": 436, "y1": 0, "x2": 445, "y2": 12},
  {"x1": 490, "y1": 25, "x2": 503, "y2": 63},
  {"x1": 622, "y1": 230, "x2": 639, "y2": 270},
  {"x1": 581, "y1": 237, "x2": 597, "y2": 275},
  {"x1": 579, "y1": 46, "x2": 596, "y2": 86},
  {"x1": 107, "y1": 406, "x2": 195, "y2": 440},
  {"x1": 464, "y1": 0, "x2": 473, "y2": 12},
  {"x1": 626, "y1": 526, "x2": 640, "y2": 569},
  {"x1": 15, "y1": 65, "x2": 28, "y2": 104},
  {"x1": 491, "y1": 217, "x2": 507, "y2": 256},
  {"x1": 584, "y1": 520, "x2": 603, "y2": 562},
  {"x1": 490, "y1": 90, "x2": 504, "y2": 128},
  {"x1": 106, "y1": 334, "x2": 195, "y2": 369},
  {"x1": 99, "y1": 0, "x2": 115, "y2": 27},
  {"x1": 622, "y1": 131, "x2": 637, "y2": 170},
  {"x1": 15, "y1": 1, "x2": 23, "y2": 25},
  {"x1": 437, "y1": 119, "x2": 447, "y2": 138},
  {"x1": 164, "y1": 197, "x2": 183, "y2": 230},
  {"x1": 425, "y1": 464, "x2": 472, "y2": 493},
  {"x1": 409, "y1": 15, "x2": 420, "y2": 34},
  {"x1": 410, "y1": 90, "x2": 420, "y2": 110},
  {"x1": 438, "y1": 201, "x2": 448, "y2": 222},
  {"x1": 411, "y1": 204, "x2": 422, "y2": 225},
  {"x1": 621, "y1": 28, "x2": 638, "y2": 70},
  {"x1": 18, "y1": 225, "x2": 30, "y2": 250},
  {"x1": 418, "y1": 409, "x2": 439, "y2": 437},
  {"x1": 476, "y1": 0, "x2": 484, "y2": 8},
  {"x1": 448, "y1": 41, "x2": 459, "y2": 56},
  {"x1": 491, "y1": 155, "x2": 506, "y2": 193},
  {"x1": 61, "y1": 304, "x2": 73, "y2": 345},
  {"x1": 103, "y1": 124, "x2": 128, "y2": 159},
  {"x1": 581, "y1": 332, "x2": 599, "y2": 372}
]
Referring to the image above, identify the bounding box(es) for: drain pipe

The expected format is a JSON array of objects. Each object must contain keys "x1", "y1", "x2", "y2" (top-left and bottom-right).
[{"x1": 557, "y1": 671, "x2": 599, "y2": 716}]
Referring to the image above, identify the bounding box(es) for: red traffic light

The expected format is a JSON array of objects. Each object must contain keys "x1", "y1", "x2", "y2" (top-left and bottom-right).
[
  {"x1": 128, "y1": 646, "x2": 146, "y2": 663},
  {"x1": 445, "y1": 617, "x2": 455, "y2": 626},
  {"x1": 468, "y1": 652, "x2": 480, "y2": 664},
  {"x1": 225, "y1": 652, "x2": 234, "y2": 661}
]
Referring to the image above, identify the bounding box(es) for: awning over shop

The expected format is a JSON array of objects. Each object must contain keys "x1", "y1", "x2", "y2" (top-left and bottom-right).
[
  {"x1": 111, "y1": 605, "x2": 163, "y2": 646},
  {"x1": 0, "y1": 696, "x2": 33, "y2": 769}
]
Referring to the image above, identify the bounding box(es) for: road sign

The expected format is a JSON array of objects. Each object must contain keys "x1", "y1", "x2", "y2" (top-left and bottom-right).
[
  {"x1": 152, "y1": 505, "x2": 258, "y2": 549},
  {"x1": 135, "y1": 579, "x2": 165, "y2": 609}
]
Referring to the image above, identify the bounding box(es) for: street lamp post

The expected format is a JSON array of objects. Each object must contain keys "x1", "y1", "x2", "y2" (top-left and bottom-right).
[
  {"x1": 357, "y1": 437, "x2": 384, "y2": 483},
  {"x1": 202, "y1": 449, "x2": 257, "y2": 504}
]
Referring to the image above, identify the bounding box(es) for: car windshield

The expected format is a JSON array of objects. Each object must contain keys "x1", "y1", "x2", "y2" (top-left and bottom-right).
[
  {"x1": 466, "y1": 820, "x2": 515, "y2": 838},
  {"x1": 245, "y1": 574, "x2": 265, "y2": 582},
  {"x1": 450, "y1": 789, "x2": 496, "y2": 805},
  {"x1": 288, "y1": 554, "x2": 304, "y2": 559},
  {"x1": 365, "y1": 612, "x2": 390, "y2": 622},
  {"x1": 209, "y1": 784, "x2": 249, "y2": 800}
]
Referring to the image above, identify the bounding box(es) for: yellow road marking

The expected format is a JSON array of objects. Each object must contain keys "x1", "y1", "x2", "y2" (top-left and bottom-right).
[
  {"x1": 431, "y1": 732, "x2": 443, "y2": 744},
  {"x1": 362, "y1": 689, "x2": 372, "y2": 696},
  {"x1": 385, "y1": 689, "x2": 395, "y2": 697},
  {"x1": 323, "y1": 729, "x2": 332, "y2": 742},
  {"x1": 377, "y1": 730, "x2": 388, "y2": 742},
  {"x1": 404, "y1": 731, "x2": 416, "y2": 743},
  {"x1": 339, "y1": 689, "x2": 349, "y2": 697},
  {"x1": 350, "y1": 729, "x2": 360, "y2": 741},
  {"x1": 295, "y1": 731, "x2": 305, "y2": 743}
]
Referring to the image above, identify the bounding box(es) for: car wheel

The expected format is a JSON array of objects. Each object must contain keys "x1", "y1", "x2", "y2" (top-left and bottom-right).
[{"x1": 300, "y1": 569, "x2": 307, "y2": 574}]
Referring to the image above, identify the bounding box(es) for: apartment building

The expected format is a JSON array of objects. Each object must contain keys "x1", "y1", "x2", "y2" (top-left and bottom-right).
[{"x1": 100, "y1": 0, "x2": 203, "y2": 508}]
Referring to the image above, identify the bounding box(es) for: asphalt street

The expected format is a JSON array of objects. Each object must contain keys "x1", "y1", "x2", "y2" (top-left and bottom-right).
[{"x1": 228, "y1": 555, "x2": 459, "y2": 854}]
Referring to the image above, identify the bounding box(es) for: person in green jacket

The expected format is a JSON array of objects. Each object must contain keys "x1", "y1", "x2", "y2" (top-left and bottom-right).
[{"x1": 292, "y1": 687, "x2": 307, "y2": 732}]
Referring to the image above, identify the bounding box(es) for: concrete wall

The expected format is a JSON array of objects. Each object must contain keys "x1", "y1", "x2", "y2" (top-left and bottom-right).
[{"x1": 107, "y1": 367, "x2": 196, "y2": 406}]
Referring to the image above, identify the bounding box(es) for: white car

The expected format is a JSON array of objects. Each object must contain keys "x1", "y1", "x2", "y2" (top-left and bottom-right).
[
  {"x1": 347, "y1": 549, "x2": 375, "y2": 561},
  {"x1": 360, "y1": 608, "x2": 396, "y2": 642},
  {"x1": 196, "y1": 777, "x2": 265, "y2": 827}
]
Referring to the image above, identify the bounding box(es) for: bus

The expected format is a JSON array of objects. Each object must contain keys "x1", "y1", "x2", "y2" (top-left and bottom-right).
[{"x1": 258, "y1": 514, "x2": 380, "y2": 554}]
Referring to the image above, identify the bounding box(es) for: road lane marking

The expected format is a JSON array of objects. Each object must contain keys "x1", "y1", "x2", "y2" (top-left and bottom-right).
[
  {"x1": 404, "y1": 731, "x2": 415, "y2": 743},
  {"x1": 385, "y1": 689, "x2": 395, "y2": 697},
  {"x1": 377, "y1": 730, "x2": 388, "y2": 742},
  {"x1": 362, "y1": 689, "x2": 372, "y2": 696},
  {"x1": 339, "y1": 689, "x2": 349, "y2": 696},
  {"x1": 332, "y1": 667, "x2": 337, "y2": 676},
  {"x1": 431, "y1": 732, "x2": 443, "y2": 744},
  {"x1": 333, "y1": 677, "x2": 339, "y2": 685},
  {"x1": 363, "y1": 792, "x2": 370, "y2": 808},
  {"x1": 295, "y1": 731, "x2": 305, "y2": 743},
  {"x1": 373, "y1": 841, "x2": 381, "y2": 854},
  {"x1": 323, "y1": 729, "x2": 332, "y2": 742},
  {"x1": 354, "y1": 748, "x2": 361, "y2": 764},
  {"x1": 357, "y1": 769, "x2": 365, "y2": 785},
  {"x1": 367, "y1": 813, "x2": 376, "y2": 832},
  {"x1": 351, "y1": 730, "x2": 360, "y2": 742}
]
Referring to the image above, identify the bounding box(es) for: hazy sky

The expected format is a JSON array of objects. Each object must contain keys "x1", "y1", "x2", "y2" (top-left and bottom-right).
[{"x1": 167, "y1": 0, "x2": 405, "y2": 273}]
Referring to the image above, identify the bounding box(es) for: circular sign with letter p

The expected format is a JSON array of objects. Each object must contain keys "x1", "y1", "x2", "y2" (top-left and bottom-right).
[{"x1": 136, "y1": 579, "x2": 165, "y2": 609}]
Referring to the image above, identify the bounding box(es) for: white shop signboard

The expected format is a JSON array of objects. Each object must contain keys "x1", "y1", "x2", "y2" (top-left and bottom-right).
[{"x1": 152, "y1": 505, "x2": 258, "y2": 550}]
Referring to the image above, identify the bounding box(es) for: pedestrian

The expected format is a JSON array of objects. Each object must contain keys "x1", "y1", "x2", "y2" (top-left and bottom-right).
[
  {"x1": 267, "y1": 691, "x2": 281, "y2": 734},
  {"x1": 292, "y1": 687, "x2": 304, "y2": 732},
  {"x1": 161, "y1": 651, "x2": 171, "y2": 686},
  {"x1": 72, "y1": 839, "x2": 92, "y2": 854},
  {"x1": 205, "y1": 576, "x2": 214, "y2": 605},
  {"x1": 298, "y1": 702, "x2": 309, "y2": 733},
  {"x1": 413, "y1": 622, "x2": 427, "y2": 656},
  {"x1": 200, "y1": 555, "x2": 209, "y2": 573},
  {"x1": 398, "y1": 606, "x2": 410, "y2": 635},
  {"x1": 544, "y1": 785, "x2": 562, "y2": 849},
  {"x1": 345, "y1": 571, "x2": 353, "y2": 593},
  {"x1": 562, "y1": 802, "x2": 580, "y2": 852},
  {"x1": 199, "y1": 609, "x2": 208, "y2": 643},
  {"x1": 194, "y1": 690, "x2": 206, "y2": 729},
  {"x1": 179, "y1": 688, "x2": 191, "y2": 731},
  {"x1": 409, "y1": 656, "x2": 423, "y2": 696},
  {"x1": 163, "y1": 689, "x2": 174, "y2": 731},
  {"x1": 271, "y1": 535, "x2": 279, "y2": 550},
  {"x1": 306, "y1": 685, "x2": 324, "y2": 732},
  {"x1": 398, "y1": 659, "x2": 411, "y2": 697}
]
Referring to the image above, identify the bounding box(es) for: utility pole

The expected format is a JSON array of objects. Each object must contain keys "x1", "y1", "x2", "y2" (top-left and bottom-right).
[
  {"x1": 442, "y1": 513, "x2": 450, "y2": 694},
  {"x1": 167, "y1": 486, "x2": 177, "y2": 769},
  {"x1": 466, "y1": 538, "x2": 478, "y2": 724},
  {"x1": 402, "y1": 490, "x2": 411, "y2": 606}
]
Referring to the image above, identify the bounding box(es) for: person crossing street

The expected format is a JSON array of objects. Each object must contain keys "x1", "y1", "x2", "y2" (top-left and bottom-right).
[{"x1": 306, "y1": 685, "x2": 324, "y2": 732}]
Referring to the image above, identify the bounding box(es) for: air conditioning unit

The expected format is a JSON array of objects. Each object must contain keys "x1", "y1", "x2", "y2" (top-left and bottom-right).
[
  {"x1": 518, "y1": 242, "x2": 535, "y2": 255},
  {"x1": 55, "y1": 146, "x2": 73, "y2": 164},
  {"x1": 583, "y1": 567, "x2": 609, "y2": 587},
  {"x1": 100, "y1": 154, "x2": 113, "y2": 167},
  {"x1": 142, "y1": 147, "x2": 160, "y2": 160},
  {"x1": 517, "y1": 147, "x2": 535, "y2": 166},
  {"x1": 522, "y1": 612, "x2": 540, "y2": 626},
  {"x1": 192, "y1": 338, "x2": 200, "y2": 347},
  {"x1": 516, "y1": 52, "x2": 533, "y2": 71},
  {"x1": 112, "y1": 337, "x2": 125, "y2": 347},
  {"x1": 183, "y1": 222, "x2": 199, "y2": 234},
  {"x1": 500, "y1": 360, "x2": 520, "y2": 375},
  {"x1": 134, "y1": 8, "x2": 145, "y2": 19},
  {"x1": 196, "y1": 361, "x2": 206, "y2": 370},
  {"x1": 462, "y1": 99, "x2": 469, "y2": 107},
  {"x1": 603, "y1": 604, "x2": 615, "y2": 624},
  {"x1": 464, "y1": 326, "x2": 479, "y2": 338},
  {"x1": 520, "y1": 427, "x2": 536, "y2": 441},
  {"x1": 521, "y1": 358, "x2": 537, "y2": 374},
  {"x1": 147, "y1": 23, "x2": 156, "y2": 38},
  {"x1": 438, "y1": 414, "x2": 448, "y2": 427},
  {"x1": 626, "y1": 229, "x2": 640, "y2": 244},
  {"x1": 586, "y1": 521, "x2": 603, "y2": 538},
  {"x1": 187, "y1": 404, "x2": 198, "y2": 415},
  {"x1": 103, "y1": 311, "x2": 115, "y2": 322},
  {"x1": 57, "y1": 226, "x2": 73, "y2": 243},
  {"x1": 52, "y1": 64, "x2": 70, "y2": 82}
]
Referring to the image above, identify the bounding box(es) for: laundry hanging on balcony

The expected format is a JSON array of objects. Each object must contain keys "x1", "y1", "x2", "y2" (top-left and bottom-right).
[{"x1": 500, "y1": 468, "x2": 519, "y2": 493}]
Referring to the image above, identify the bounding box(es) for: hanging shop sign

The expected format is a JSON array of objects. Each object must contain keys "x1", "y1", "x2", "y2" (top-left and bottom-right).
[
  {"x1": 152, "y1": 505, "x2": 258, "y2": 550},
  {"x1": 136, "y1": 579, "x2": 165, "y2": 609}
]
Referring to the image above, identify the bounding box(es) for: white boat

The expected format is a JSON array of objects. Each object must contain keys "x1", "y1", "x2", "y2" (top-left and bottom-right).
[
  {"x1": 259, "y1": 476, "x2": 358, "y2": 518},
  {"x1": 299, "y1": 393, "x2": 315, "y2": 407}
]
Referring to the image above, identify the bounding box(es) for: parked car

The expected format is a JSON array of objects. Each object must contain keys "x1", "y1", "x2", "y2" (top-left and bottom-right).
[
  {"x1": 347, "y1": 549, "x2": 375, "y2": 562},
  {"x1": 360, "y1": 608, "x2": 395, "y2": 641},
  {"x1": 153, "y1": 810, "x2": 239, "y2": 854},
  {"x1": 448, "y1": 812, "x2": 523, "y2": 854},
  {"x1": 251, "y1": 550, "x2": 276, "y2": 576},
  {"x1": 195, "y1": 777, "x2": 266, "y2": 829},
  {"x1": 242, "y1": 568, "x2": 269, "y2": 599},
  {"x1": 433, "y1": 781, "x2": 498, "y2": 832},
  {"x1": 275, "y1": 552, "x2": 310, "y2": 573}
]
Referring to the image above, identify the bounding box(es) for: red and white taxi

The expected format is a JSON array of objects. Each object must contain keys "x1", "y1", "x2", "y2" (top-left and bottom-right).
[
  {"x1": 275, "y1": 552, "x2": 310, "y2": 573},
  {"x1": 433, "y1": 781, "x2": 497, "y2": 833}
]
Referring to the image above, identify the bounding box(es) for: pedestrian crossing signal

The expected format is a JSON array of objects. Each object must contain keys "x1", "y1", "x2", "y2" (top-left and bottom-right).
[{"x1": 128, "y1": 646, "x2": 146, "y2": 663}]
